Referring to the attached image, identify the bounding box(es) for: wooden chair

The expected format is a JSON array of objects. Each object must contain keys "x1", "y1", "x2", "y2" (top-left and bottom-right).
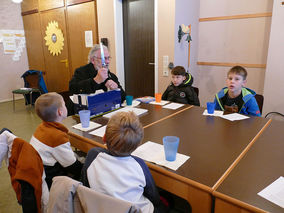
[
  {"x1": 255, "y1": 94, "x2": 264, "y2": 114},
  {"x1": 12, "y1": 72, "x2": 41, "y2": 111}
]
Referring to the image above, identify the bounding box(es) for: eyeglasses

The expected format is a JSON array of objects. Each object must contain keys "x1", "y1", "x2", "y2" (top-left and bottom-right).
[{"x1": 93, "y1": 56, "x2": 112, "y2": 61}]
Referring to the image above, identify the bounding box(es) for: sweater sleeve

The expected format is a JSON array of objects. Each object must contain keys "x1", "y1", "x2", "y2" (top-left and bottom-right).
[
  {"x1": 132, "y1": 156, "x2": 160, "y2": 206},
  {"x1": 214, "y1": 95, "x2": 222, "y2": 111},
  {"x1": 186, "y1": 87, "x2": 200, "y2": 106},
  {"x1": 69, "y1": 65, "x2": 102, "y2": 94},
  {"x1": 246, "y1": 97, "x2": 261, "y2": 117},
  {"x1": 81, "y1": 147, "x2": 107, "y2": 187},
  {"x1": 52, "y1": 142, "x2": 77, "y2": 167},
  {"x1": 162, "y1": 86, "x2": 170, "y2": 100}
]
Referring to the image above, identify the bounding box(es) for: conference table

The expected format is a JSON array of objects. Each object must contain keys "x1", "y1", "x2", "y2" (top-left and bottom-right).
[
  {"x1": 213, "y1": 120, "x2": 284, "y2": 213},
  {"x1": 63, "y1": 103, "x2": 191, "y2": 152},
  {"x1": 63, "y1": 103, "x2": 272, "y2": 213}
]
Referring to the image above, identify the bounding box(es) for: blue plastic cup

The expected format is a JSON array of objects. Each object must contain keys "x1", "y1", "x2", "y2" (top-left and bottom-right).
[
  {"x1": 163, "y1": 136, "x2": 180, "y2": 161},
  {"x1": 126, "y1": 95, "x2": 133, "y2": 106},
  {"x1": 207, "y1": 102, "x2": 215, "y2": 114},
  {"x1": 79, "y1": 110, "x2": 90, "y2": 128}
]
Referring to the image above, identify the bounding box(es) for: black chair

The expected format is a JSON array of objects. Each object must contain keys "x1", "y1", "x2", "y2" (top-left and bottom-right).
[
  {"x1": 255, "y1": 94, "x2": 264, "y2": 114},
  {"x1": 59, "y1": 91, "x2": 75, "y2": 116},
  {"x1": 192, "y1": 86, "x2": 199, "y2": 97}
]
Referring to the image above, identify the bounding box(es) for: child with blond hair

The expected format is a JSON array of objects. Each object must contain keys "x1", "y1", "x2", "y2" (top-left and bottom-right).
[
  {"x1": 81, "y1": 111, "x2": 166, "y2": 213},
  {"x1": 30, "y1": 92, "x2": 82, "y2": 189}
]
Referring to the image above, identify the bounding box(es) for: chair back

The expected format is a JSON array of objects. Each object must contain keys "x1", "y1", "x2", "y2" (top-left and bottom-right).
[
  {"x1": 76, "y1": 184, "x2": 141, "y2": 213},
  {"x1": 48, "y1": 176, "x2": 141, "y2": 213},
  {"x1": 24, "y1": 72, "x2": 40, "y2": 89},
  {"x1": 0, "y1": 133, "x2": 48, "y2": 213},
  {"x1": 192, "y1": 86, "x2": 199, "y2": 97},
  {"x1": 22, "y1": 70, "x2": 48, "y2": 93},
  {"x1": 255, "y1": 94, "x2": 264, "y2": 114}
]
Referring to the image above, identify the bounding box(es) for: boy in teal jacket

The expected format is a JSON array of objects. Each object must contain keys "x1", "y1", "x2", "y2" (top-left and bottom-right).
[{"x1": 214, "y1": 66, "x2": 261, "y2": 117}]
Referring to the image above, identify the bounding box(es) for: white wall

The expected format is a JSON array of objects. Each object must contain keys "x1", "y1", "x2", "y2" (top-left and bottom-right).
[
  {"x1": 0, "y1": 0, "x2": 29, "y2": 102},
  {"x1": 263, "y1": 0, "x2": 284, "y2": 116},
  {"x1": 196, "y1": 0, "x2": 272, "y2": 107},
  {"x1": 174, "y1": 0, "x2": 200, "y2": 87}
]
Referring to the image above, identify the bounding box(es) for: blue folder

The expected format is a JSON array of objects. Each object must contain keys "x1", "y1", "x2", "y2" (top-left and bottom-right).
[{"x1": 75, "y1": 90, "x2": 121, "y2": 117}]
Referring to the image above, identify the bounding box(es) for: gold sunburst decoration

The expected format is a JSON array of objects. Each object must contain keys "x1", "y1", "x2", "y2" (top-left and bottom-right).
[{"x1": 44, "y1": 21, "x2": 64, "y2": 56}]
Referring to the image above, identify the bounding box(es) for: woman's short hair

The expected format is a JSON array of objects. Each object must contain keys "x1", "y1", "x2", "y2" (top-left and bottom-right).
[
  {"x1": 35, "y1": 92, "x2": 63, "y2": 122},
  {"x1": 105, "y1": 111, "x2": 144, "y2": 156}
]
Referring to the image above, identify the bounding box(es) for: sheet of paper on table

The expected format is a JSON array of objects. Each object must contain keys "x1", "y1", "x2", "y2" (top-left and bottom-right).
[
  {"x1": 219, "y1": 113, "x2": 249, "y2": 121},
  {"x1": 103, "y1": 107, "x2": 148, "y2": 119},
  {"x1": 162, "y1": 103, "x2": 184, "y2": 110},
  {"x1": 258, "y1": 176, "x2": 284, "y2": 208},
  {"x1": 121, "y1": 100, "x2": 141, "y2": 107},
  {"x1": 89, "y1": 125, "x2": 106, "y2": 137},
  {"x1": 72, "y1": 121, "x2": 102, "y2": 132},
  {"x1": 203, "y1": 110, "x2": 249, "y2": 121},
  {"x1": 203, "y1": 110, "x2": 224, "y2": 117},
  {"x1": 149, "y1": 100, "x2": 169, "y2": 106},
  {"x1": 132, "y1": 141, "x2": 190, "y2": 171}
]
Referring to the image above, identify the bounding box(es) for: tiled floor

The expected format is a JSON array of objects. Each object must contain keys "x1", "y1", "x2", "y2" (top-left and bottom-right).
[{"x1": 0, "y1": 99, "x2": 41, "y2": 212}]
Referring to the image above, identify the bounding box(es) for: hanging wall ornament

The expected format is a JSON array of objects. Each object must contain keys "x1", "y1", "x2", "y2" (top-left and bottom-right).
[{"x1": 44, "y1": 21, "x2": 64, "y2": 56}]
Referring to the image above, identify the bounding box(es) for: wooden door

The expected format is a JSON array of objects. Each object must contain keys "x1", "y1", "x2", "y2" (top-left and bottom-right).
[
  {"x1": 39, "y1": 0, "x2": 64, "y2": 11},
  {"x1": 22, "y1": 13, "x2": 45, "y2": 71},
  {"x1": 123, "y1": 0, "x2": 154, "y2": 98},
  {"x1": 40, "y1": 8, "x2": 70, "y2": 92},
  {"x1": 21, "y1": 0, "x2": 38, "y2": 13},
  {"x1": 66, "y1": 1, "x2": 98, "y2": 78}
]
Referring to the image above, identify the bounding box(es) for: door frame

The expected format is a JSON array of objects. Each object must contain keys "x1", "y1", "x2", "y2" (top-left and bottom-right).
[{"x1": 114, "y1": 0, "x2": 158, "y2": 93}]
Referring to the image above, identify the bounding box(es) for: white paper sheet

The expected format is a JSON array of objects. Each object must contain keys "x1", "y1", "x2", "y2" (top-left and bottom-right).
[
  {"x1": 132, "y1": 141, "x2": 190, "y2": 171},
  {"x1": 149, "y1": 100, "x2": 169, "y2": 106},
  {"x1": 85, "y1": 30, "x2": 93, "y2": 48},
  {"x1": 203, "y1": 110, "x2": 224, "y2": 116},
  {"x1": 162, "y1": 103, "x2": 184, "y2": 110},
  {"x1": 258, "y1": 176, "x2": 284, "y2": 208},
  {"x1": 219, "y1": 113, "x2": 249, "y2": 121},
  {"x1": 121, "y1": 100, "x2": 141, "y2": 107},
  {"x1": 72, "y1": 121, "x2": 102, "y2": 132},
  {"x1": 103, "y1": 107, "x2": 148, "y2": 118},
  {"x1": 89, "y1": 125, "x2": 106, "y2": 137}
]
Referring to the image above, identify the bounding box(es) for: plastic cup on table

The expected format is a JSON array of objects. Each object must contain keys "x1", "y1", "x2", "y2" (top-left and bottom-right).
[
  {"x1": 155, "y1": 93, "x2": 162, "y2": 103},
  {"x1": 163, "y1": 136, "x2": 180, "y2": 161},
  {"x1": 79, "y1": 110, "x2": 91, "y2": 128},
  {"x1": 126, "y1": 95, "x2": 133, "y2": 106},
  {"x1": 207, "y1": 102, "x2": 215, "y2": 114}
]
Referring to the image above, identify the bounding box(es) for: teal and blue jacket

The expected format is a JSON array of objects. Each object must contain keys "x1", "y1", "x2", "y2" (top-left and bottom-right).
[{"x1": 214, "y1": 87, "x2": 261, "y2": 117}]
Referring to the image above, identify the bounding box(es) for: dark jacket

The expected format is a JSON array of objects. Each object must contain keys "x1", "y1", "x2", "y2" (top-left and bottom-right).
[
  {"x1": 162, "y1": 73, "x2": 200, "y2": 106},
  {"x1": 69, "y1": 63, "x2": 126, "y2": 102}
]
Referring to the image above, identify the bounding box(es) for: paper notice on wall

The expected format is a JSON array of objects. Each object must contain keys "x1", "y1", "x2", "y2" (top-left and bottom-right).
[
  {"x1": 3, "y1": 37, "x2": 16, "y2": 54},
  {"x1": 85, "y1": 30, "x2": 93, "y2": 48},
  {"x1": 0, "y1": 30, "x2": 25, "y2": 59}
]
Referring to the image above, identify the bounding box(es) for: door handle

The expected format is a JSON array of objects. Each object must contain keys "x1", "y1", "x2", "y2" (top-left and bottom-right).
[
  {"x1": 148, "y1": 62, "x2": 155, "y2": 65},
  {"x1": 60, "y1": 59, "x2": 69, "y2": 68}
]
